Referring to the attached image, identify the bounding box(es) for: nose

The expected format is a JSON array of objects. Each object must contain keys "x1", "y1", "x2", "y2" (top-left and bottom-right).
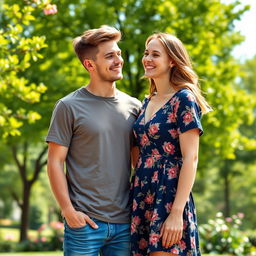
[
  {"x1": 114, "y1": 55, "x2": 123, "y2": 64},
  {"x1": 143, "y1": 55, "x2": 152, "y2": 63}
]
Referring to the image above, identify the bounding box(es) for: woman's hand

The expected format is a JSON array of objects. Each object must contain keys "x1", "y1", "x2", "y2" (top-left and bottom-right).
[{"x1": 160, "y1": 211, "x2": 183, "y2": 248}]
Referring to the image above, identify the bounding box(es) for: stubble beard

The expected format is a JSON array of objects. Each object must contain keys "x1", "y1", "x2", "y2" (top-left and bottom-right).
[{"x1": 98, "y1": 69, "x2": 123, "y2": 83}]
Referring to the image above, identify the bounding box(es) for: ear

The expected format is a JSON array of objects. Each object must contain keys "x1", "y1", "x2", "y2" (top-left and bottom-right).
[
  {"x1": 83, "y1": 59, "x2": 94, "y2": 71},
  {"x1": 169, "y1": 61, "x2": 174, "y2": 68}
]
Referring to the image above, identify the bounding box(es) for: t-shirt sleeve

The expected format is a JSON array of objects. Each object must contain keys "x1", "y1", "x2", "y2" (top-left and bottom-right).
[
  {"x1": 45, "y1": 100, "x2": 73, "y2": 147},
  {"x1": 176, "y1": 91, "x2": 203, "y2": 136}
]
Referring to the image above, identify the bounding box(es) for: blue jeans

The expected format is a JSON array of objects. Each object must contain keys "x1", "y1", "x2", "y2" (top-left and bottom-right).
[{"x1": 63, "y1": 218, "x2": 131, "y2": 256}]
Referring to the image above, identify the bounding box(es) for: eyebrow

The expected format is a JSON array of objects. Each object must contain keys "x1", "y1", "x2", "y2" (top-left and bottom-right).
[
  {"x1": 104, "y1": 50, "x2": 121, "y2": 57},
  {"x1": 144, "y1": 49, "x2": 161, "y2": 54}
]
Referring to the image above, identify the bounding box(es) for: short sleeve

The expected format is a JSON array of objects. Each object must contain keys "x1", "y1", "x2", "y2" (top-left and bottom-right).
[
  {"x1": 176, "y1": 90, "x2": 203, "y2": 136},
  {"x1": 45, "y1": 100, "x2": 73, "y2": 147}
]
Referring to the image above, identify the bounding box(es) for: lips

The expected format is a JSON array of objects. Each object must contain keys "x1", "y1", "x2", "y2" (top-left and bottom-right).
[
  {"x1": 144, "y1": 65, "x2": 155, "y2": 71},
  {"x1": 110, "y1": 66, "x2": 122, "y2": 71}
]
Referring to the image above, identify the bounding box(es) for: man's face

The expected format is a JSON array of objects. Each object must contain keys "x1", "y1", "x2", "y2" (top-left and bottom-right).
[{"x1": 92, "y1": 40, "x2": 123, "y2": 82}]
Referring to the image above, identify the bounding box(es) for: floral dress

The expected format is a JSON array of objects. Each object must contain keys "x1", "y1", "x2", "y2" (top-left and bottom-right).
[{"x1": 130, "y1": 89, "x2": 203, "y2": 256}]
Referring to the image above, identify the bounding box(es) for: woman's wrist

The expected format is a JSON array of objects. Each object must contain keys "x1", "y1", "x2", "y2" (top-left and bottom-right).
[{"x1": 170, "y1": 206, "x2": 184, "y2": 216}]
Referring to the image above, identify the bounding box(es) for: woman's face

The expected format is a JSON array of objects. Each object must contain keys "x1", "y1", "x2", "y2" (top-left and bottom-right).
[{"x1": 142, "y1": 38, "x2": 172, "y2": 79}]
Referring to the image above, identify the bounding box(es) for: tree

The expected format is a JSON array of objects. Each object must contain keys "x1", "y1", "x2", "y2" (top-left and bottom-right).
[
  {"x1": 227, "y1": 55, "x2": 256, "y2": 224},
  {"x1": 1, "y1": 0, "x2": 256, "y2": 241},
  {"x1": 0, "y1": 0, "x2": 57, "y2": 241},
  {"x1": 29, "y1": 0, "x2": 255, "y2": 161},
  {"x1": 217, "y1": 52, "x2": 256, "y2": 217},
  {"x1": 25, "y1": 0, "x2": 256, "y2": 225},
  {"x1": 0, "y1": 2, "x2": 48, "y2": 138}
]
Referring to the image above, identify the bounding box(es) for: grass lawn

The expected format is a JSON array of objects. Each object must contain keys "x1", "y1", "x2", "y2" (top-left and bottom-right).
[{"x1": 0, "y1": 252, "x2": 62, "y2": 256}]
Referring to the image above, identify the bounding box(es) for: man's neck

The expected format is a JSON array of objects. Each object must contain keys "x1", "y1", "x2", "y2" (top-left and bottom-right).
[{"x1": 85, "y1": 81, "x2": 117, "y2": 97}]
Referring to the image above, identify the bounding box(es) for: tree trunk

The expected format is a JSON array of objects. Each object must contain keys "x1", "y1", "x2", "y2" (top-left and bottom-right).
[
  {"x1": 11, "y1": 143, "x2": 47, "y2": 242},
  {"x1": 223, "y1": 173, "x2": 230, "y2": 217},
  {"x1": 20, "y1": 182, "x2": 31, "y2": 242},
  {"x1": 223, "y1": 160, "x2": 231, "y2": 217}
]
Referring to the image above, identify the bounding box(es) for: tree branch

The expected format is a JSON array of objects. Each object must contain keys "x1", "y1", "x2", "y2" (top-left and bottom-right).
[
  {"x1": 31, "y1": 146, "x2": 48, "y2": 184},
  {"x1": 23, "y1": 142, "x2": 28, "y2": 172},
  {"x1": 11, "y1": 191, "x2": 22, "y2": 209},
  {"x1": 11, "y1": 145, "x2": 26, "y2": 182}
]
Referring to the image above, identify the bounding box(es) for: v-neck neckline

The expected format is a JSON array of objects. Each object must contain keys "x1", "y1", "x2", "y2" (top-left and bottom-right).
[{"x1": 143, "y1": 89, "x2": 182, "y2": 126}]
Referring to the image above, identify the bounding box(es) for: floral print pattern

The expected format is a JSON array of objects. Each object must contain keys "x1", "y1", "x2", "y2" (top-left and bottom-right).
[{"x1": 131, "y1": 89, "x2": 203, "y2": 256}]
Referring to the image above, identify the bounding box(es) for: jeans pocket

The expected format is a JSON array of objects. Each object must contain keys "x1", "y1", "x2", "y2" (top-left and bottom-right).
[{"x1": 64, "y1": 219, "x2": 87, "y2": 230}]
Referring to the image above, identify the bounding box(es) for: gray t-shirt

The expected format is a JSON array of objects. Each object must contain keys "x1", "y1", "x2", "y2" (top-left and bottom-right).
[{"x1": 46, "y1": 87, "x2": 141, "y2": 223}]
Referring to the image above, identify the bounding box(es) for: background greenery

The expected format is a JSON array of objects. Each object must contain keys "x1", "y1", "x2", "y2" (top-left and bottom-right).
[{"x1": 0, "y1": 0, "x2": 255, "y2": 254}]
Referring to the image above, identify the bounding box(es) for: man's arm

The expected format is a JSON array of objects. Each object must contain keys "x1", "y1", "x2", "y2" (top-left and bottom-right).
[
  {"x1": 47, "y1": 142, "x2": 98, "y2": 229},
  {"x1": 131, "y1": 146, "x2": 140, "y2": 169}
]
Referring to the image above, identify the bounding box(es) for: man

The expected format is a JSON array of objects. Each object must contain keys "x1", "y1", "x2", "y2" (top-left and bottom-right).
[{"x1": 46, "y1": 25, "x2": 141, "y2": 256}]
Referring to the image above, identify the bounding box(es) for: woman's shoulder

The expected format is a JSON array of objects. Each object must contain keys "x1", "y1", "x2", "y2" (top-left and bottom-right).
[
  {"x1": 175, "y1": 88, "x2": 196, "y2": 102},
  {"x1": 141, "y1": 95, "x2": 150, "y2": 105}
]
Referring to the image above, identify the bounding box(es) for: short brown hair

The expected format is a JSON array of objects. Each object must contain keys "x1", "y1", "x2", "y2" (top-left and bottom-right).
[{"x1": 73, "y1": 25, "x2": 121, "y2": 63}]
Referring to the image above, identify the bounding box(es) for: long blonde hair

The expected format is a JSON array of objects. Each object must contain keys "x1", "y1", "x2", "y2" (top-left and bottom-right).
[{"x1": 146, "y1": 33, "x2": 211, "y2": 114}]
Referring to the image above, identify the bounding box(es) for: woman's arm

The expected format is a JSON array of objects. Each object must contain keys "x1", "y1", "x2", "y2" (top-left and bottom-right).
[{"x1": 160, "y1": 128, "x2": 200, "y2": 248}]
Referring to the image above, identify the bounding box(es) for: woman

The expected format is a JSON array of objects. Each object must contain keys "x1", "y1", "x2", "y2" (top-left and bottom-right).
[{"x1": 130, "y1": 33, "x2": 211, "y2": 256}]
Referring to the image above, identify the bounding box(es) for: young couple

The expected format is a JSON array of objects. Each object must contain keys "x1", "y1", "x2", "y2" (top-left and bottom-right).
[{"x1": 46, "y1": 25, "x2": 210, "y2": 256}]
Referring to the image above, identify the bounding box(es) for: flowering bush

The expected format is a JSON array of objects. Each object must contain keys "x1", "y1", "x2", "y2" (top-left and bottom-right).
[
  {"x1": 43, "y1": 4, "x2": 58, "y2": 15},
  {"x1": 24, "y1": 0, "x2": 58, "y2": 16},
  {"x1": 0, "y1": 221, "x2": 64, "y2": 252},
  {"x1": 48, "y1": 221, "x2": 64, "y2": 250},
  {"x1": 36, "y1": 221, "x2": 64, "y2": 251},
  {"x1": 15, "y1": 221, "x2": 64, "y2": 252},
  {"x1": 199, "y1": 212, "x2": 252, "y2": 255}
]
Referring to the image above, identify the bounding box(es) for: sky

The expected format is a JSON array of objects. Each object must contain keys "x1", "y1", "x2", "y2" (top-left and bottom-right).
[{"x1": 231, "y1": 0, "x2": 256, "y2": 61}]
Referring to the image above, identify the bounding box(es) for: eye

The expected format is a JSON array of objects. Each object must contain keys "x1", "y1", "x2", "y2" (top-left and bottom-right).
[
  {"x1": 152, "y1": 53, "x2": 160, "y2": 57},
  {"x1": 143, "y1": 52, "x2": 148, "y2": 56}
]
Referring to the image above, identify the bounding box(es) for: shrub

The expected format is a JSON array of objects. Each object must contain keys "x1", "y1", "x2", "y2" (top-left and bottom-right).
[
  {"x1": 47, "y1": 221, "x2": 64, "y2": 250},
  {"x1": 246, "y1": 230, "x2": 256, "y2": 248},
  {"x1": 29, "y1": 205, "x2": 43, "y2": 230},
  {"x1": 0, "y1": 221, "x2": 64, "y2": 252},
  {"x1": 199, "y1": 212, "x2": 252, "y2": 255},
  {"x1": 0, "y1": 241, "x2": 16, "y2": 252},
  {"x1": 15, "y1": 239, "x2": 51, "y2": 252}
]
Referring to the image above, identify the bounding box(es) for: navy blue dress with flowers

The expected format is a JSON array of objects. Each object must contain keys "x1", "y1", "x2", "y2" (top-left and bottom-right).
[{"x1": 131, "y1": 89, "x2": 203, "y2": 256}]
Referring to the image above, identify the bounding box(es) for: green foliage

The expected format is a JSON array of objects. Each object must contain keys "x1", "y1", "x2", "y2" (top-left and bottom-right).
[
  {"x1": 199, "y1": 212, "x2": 252, "y2": 255},
  {"x1": 240, "y1": 56, "x2": 256, "y2": 93},
  {"x1": 0, "y1": 240, "x2": 16, "y2": 252},
  {"x1": 27, "y1": 0, "x2": 255, "y2": 163},
  {"x1": 0, "y1": 146, "x2": 21, "y2": 218},
  {"x1": 0, "y1": 222, "x2": 63, "y2": 252},
  {"x1": 0, "y1": 0, "x2": 256, "y2": 244},
  {"x1": 1, "y1": 0, "x2": 253, "y2": 161},
  {"x1": 0, "y1": 2, "x2": 48, "y2": 138},
  {"x1": 29, "y1": 206, "x2": 43, "y2": 230}
]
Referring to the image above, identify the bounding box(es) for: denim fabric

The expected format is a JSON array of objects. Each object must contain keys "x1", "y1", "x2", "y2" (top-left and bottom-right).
[{"x1": 63, "y1": 218, "x2": 131, "y2": 256}]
